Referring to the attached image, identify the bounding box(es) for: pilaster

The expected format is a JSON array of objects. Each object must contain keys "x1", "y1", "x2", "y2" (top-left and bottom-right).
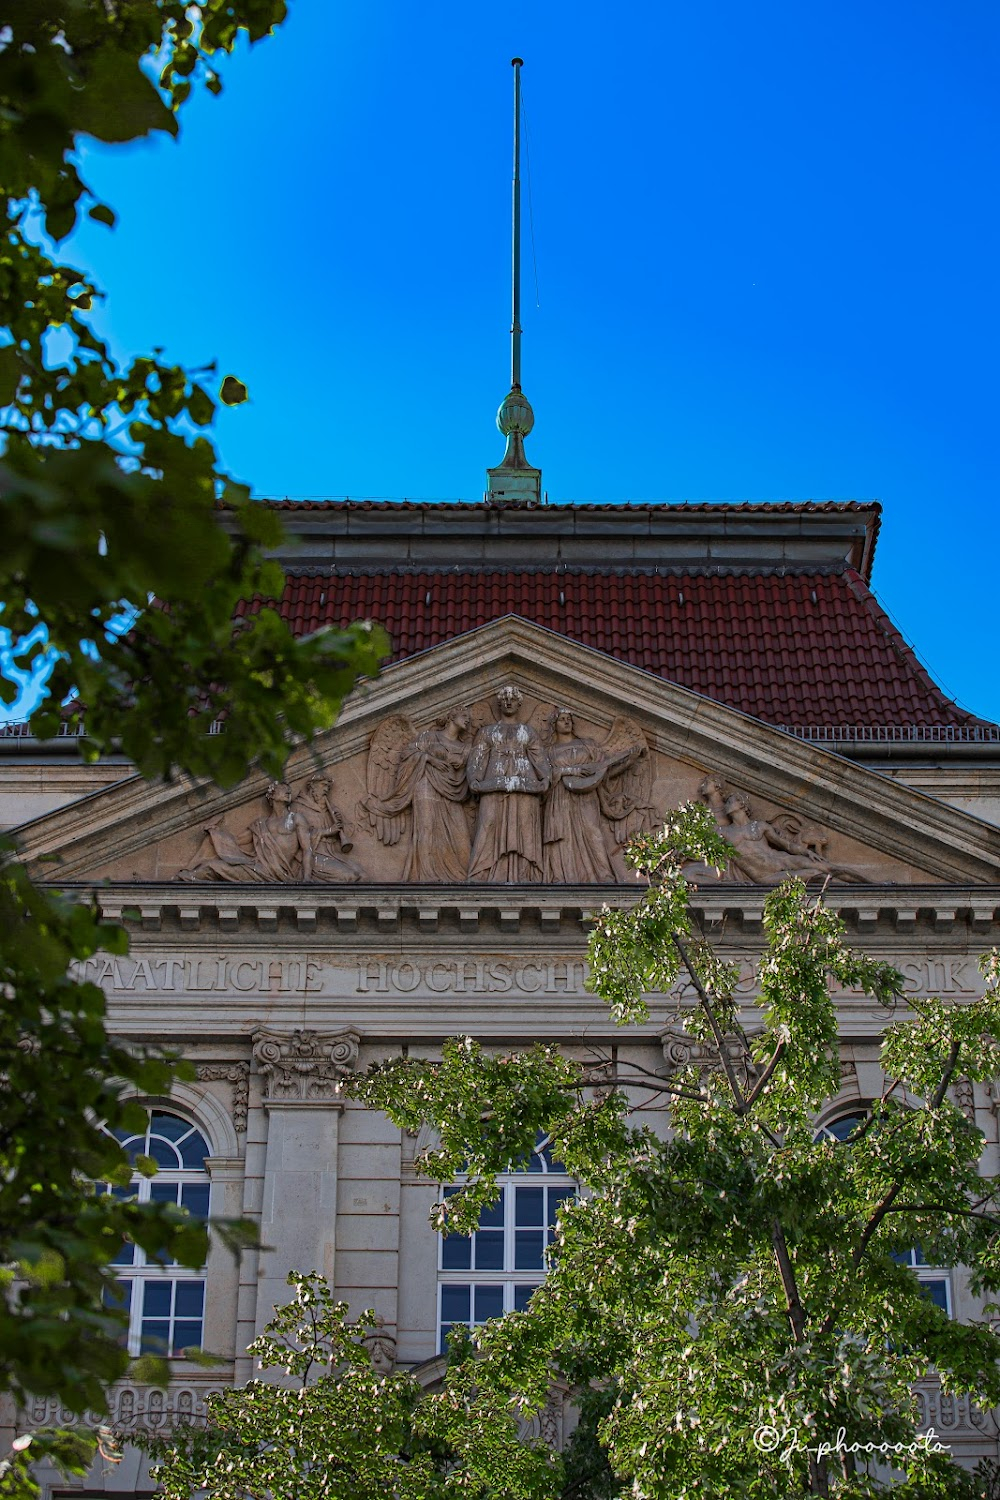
[{"x1": 251, "y1": 1028, "x2": 360, "y2": 1334}]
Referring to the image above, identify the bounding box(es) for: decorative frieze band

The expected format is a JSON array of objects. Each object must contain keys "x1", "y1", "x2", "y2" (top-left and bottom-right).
[{"x1": 21, "y1": 1378, "x2": 229, "y2": 1436}]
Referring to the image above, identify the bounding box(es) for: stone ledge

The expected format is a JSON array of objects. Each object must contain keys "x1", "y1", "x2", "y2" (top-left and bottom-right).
[{"x1": 86, "y1": 883, "x2": 1000, "y2": 939}]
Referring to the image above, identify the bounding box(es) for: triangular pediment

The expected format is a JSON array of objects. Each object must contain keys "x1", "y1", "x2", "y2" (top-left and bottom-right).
[{"x1": 12, "y1": 617, "x2": 1000, "y2": 889}]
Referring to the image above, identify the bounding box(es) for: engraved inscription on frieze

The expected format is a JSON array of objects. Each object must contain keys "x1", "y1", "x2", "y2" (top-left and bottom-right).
[{"x1": 75, "y1": 952, "x2": 986, "y2": 1000}]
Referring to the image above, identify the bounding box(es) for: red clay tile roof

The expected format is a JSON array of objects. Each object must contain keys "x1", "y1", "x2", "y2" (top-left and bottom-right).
[{"x1": 237, "y1": 565, "x2": 989, "y2": 732}]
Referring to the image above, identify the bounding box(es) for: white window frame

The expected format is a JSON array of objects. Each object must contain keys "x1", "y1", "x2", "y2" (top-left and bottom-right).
[
  {"x1": 815, "y1": 1108, "x2": 952, "y2": 1315},
  {"x1": 891, "y1": 1244, "x2": 952, "y2": 1316},
  {"x1": 437, "y1": 1138, "x2": 574, "y2": 1354},
  {"x1": 102, "y1": 1109, "x2": 211, "y2": 1358}
]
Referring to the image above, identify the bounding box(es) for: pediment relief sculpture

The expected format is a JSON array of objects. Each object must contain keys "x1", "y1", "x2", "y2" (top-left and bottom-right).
[
  {"x1": 158, "y1": 688, "x2": 922, "y2": 889},
  {"x1": 541, "y1": 707, "x2": 656, "y2": 883},
  {"x1": 360, "y1": 706, "x2": 474, "y2": 881},
  {"x1": 177, "y1": 775, "x2": 364, "y2": 884},
  {"x1": 696, "y1": 775, "x2": 871, "y2": 884},
  {"x1": 360, "y1": 686, "x2": 660, "y2": 884}
]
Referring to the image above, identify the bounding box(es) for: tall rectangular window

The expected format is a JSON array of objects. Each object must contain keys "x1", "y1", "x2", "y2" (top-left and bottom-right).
[{"x1": 438, "y1": 1137, "x2": 573, "y2": 1353}]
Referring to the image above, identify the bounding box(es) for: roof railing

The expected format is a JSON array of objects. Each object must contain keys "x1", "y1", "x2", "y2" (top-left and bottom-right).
[
  {"x1": 2, "y1": 721, "x2": 997, "y2": 744},
  {"x1": 777, "y1": 725, "x2": 1000, "y2": 743}
]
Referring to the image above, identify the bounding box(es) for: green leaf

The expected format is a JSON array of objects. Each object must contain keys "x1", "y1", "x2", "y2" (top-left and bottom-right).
[
  {"x1": 219, "y1": 374, "x2": 248, "y2": 406},
  {"x1": 0, "y1": 1, "x2": 388, "y2": 1442},
  {"x1": 0, "y1": 344, "x2": 21, "y2": 405},
  {"x1": 129, "y1": 1355, "x2": 169, "y2": 1389},
  {"x1": 188, "y1": 384, "x2": 215, "y2": 426},
  {"x1": 74, "y1": 47, "x2": 177, "y2": 145}
]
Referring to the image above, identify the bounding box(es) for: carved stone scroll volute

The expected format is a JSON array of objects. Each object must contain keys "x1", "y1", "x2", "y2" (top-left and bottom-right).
[
  {"x1": 196, "y1": 1062, "x2": 250, "y2": 1132},
  {"x1": 660, "y1": 1027, "x2": 753, "y2": 1082},
  {"x1": 252, "y1": 1028, "x2": 360, "y2": 1105}
]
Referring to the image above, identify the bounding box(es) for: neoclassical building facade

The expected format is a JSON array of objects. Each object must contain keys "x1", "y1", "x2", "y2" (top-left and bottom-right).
[{"x1": 4, "y1": 497, "x2": 1000, "y2": 1489}]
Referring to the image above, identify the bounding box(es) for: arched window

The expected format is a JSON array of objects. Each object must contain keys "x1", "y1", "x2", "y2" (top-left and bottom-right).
[
  {"x1": 438, "y1": 1136, "x2": 574, "y2": 1353},
  {"x1": 814, "y1": 1108, "x2": 951, "y2": 1314},
  {"x1": 102, "y1": 1109, "x2": 211, "y2": 1357},
  {"x1": 815, "y1": 1110, "x2": 866, "y2": 1143}
]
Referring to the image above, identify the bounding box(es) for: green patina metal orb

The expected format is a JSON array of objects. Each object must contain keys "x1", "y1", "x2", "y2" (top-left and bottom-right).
[{"x1": 496, "y1": 387, "x2": 534, "y2": 438}]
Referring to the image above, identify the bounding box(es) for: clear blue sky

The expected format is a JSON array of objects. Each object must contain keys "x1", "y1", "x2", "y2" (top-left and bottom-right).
[{"x1": 10, "y1": 0, "x2": 1000, "y2": 722}]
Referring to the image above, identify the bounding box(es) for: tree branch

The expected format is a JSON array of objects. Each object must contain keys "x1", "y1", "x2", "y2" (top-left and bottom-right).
[
  {"x1": 671, "y1": 934, "x2": 747, "y2": 1112},
  {"x1": 820, "y1": 1040, "x2": 965, "y2": 1337},
  {"x1": 743, "y1": 1039, "x2": 787, "y2": 1109}
]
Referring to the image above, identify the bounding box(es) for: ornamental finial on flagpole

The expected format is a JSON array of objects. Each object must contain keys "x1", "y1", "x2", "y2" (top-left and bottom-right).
[{"x1": 486, "y1": 56, "x2": 541, "y2": 507}]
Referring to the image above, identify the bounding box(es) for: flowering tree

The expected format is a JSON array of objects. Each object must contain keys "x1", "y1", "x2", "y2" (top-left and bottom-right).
[
  {"x1": 142, "y1": 1272, "x2": 558, "y2": 1500},
  {"x1": 356, "y1": 805, "x2": 1000, "y2": 1498}
]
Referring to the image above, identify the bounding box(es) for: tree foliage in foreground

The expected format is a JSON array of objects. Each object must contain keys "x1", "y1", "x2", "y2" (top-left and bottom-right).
[
  {"x1": 0, "y1": 1, "x2": 385, "y2": 1485},
  {"x1": 2, "y1": 0, "x2": 385, "y2": 779},
  {"x1": 142, "y1": 1272, "x2": 559, "y2": 1500},
  {"x1": 355, "y1": 805, "x2": 1000, "y2": 1499}
]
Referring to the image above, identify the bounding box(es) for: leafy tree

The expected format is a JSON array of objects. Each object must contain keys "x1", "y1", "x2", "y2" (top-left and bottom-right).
[
  {"x1": 0, "y1": 1, "x2": 386, "y2": 1484},
  {"x1": 142, "y1": 1271, "x2": 560, "y2": 1500},
  {"x1": 1, "y1": 0, "x2": 385, "y2": 777},
  {"x1": 355, "y1": 804, "x2": 1000, "y2": 1499}
]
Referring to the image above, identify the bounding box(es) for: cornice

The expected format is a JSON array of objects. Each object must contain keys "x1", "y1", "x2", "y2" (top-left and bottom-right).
[
  {"x1": 78, "y1": 881, "x2": 1000, "y2": 940},
  {"x1": 217, "y1": 498, "x2": 880, "y2": 578}
]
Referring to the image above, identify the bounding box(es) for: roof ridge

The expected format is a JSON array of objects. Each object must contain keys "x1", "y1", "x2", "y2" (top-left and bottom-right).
[
  {"x1": 228, "y1": 497, "x2": 881, "y2": 515},
  {"x1": 280, "y1": 562, "x2": 852, "y2": 579}
]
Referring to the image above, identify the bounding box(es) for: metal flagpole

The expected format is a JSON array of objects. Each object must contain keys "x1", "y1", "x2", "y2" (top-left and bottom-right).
[{"x1": 511, "y1": 57, "x2": 523, "y2": 392}]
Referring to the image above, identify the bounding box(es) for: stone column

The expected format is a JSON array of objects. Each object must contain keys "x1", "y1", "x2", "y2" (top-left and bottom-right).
[{"x1": 251, "y1": 1027, "x2": 360, "y2": 1334}]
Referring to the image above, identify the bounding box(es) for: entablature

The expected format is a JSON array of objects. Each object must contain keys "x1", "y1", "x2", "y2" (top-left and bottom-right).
[{"x1": 79, "y1": 881, "x2": 1000, "y2": 941}]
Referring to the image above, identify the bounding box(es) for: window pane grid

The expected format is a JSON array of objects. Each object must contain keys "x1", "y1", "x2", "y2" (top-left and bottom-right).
[
  {"x1": 438, "y1": 1138, "x2": 573, "y2": 1353},
  {"x1": 101, "y1": 1110, "x2": 210, "y2": 1357}
]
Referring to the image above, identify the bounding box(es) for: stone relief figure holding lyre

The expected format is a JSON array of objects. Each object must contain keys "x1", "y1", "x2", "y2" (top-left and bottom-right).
[
  {"x1": 360, "y1": 706, "x2": 474, "y2": 881},
  {"x1": 593, "y1": 714, "x2": 660, "y2": 847},
  {"x1": 541, "y1": 709, "x2": 654, "y2": 882}
]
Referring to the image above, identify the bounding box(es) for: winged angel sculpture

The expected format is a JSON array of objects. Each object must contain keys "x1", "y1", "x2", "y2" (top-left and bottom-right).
[
  {"x1": 360, "y1": 707, "x2": 474, "y2": 882},
  {"x1": 360, "y1": 698, "x2": 658, "y2": 885},
  {"x1": 541, "y1": 709, "x2": 658, "y2": 882}
]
